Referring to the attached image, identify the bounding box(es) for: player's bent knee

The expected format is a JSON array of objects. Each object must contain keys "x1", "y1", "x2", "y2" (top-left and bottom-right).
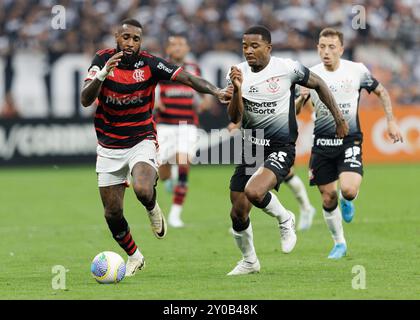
[
  {"x1": 244, "y1": 186, "x2": 265, "y2": 206},
  {"x1": 341, "y1": 187, "x2": 358, "y2": 201},
  {"x1": 159, "y1": 172, "x2": 170, "y2": 181},
  {"x1": 321, "y1": 190, "x2": 338, "y2": 208},
  {"x1": 230, "y1": 211, "x2": 250, "y2": 232},
  {"x1": 158, "y1": 167, "x2": 171, "y2": 181},
  {"x1": 133, "y1": 184, "x2": 154, "y2": 203},
  {"x1": 230, "y1": 207, "x2": 249, "y2": 222}
]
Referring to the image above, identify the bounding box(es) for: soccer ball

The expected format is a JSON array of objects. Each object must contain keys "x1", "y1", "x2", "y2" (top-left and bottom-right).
[{"x1": 90, "y1": 251, "x2": 126, "y2": 284}]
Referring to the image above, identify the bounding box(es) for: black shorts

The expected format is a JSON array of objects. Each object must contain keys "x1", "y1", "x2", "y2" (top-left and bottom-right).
[
  {"x1": 309, "y1": 137, "x2": 363, "y2": 186},
  {"x1": 230, "y1": 143, "x2": 295, "y2": 192}
]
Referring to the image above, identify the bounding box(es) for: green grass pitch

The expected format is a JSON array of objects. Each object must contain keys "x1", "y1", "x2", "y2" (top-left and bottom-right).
[{"x1": 1, "y1": 164, "x2": 419, "y2": 299}]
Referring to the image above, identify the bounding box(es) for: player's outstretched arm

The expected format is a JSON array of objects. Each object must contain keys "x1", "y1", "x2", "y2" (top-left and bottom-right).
[
  {"x1": 227, "y1": 67, "x2": 243, "y2": 124},
  {"x1": 197, "y1": 94, "x2": 215, "y2": 113},
  {"x1": 373, "y1": 83, "x2": 403, "y2": 143},
  {"x1": 175, "y1": 70, "x2": 231, "y2": 104},
  {"x1": 304, "y1": 71, "x2": 349, "y2": 138},
  {"x1": 81, "y1": 52, "x2": 123, "y2": 107}
]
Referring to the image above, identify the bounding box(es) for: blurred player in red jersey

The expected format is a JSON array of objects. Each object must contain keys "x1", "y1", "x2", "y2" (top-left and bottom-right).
[
  {"x1": 81, "y1": 19, "x2": 230, "y2": 277},
  {"x1": 155, "y1": 35, "x2": 214, "y2": 228}
]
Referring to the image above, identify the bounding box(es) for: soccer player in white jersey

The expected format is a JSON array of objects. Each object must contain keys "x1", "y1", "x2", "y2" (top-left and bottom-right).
[
  {"x1": 296, "y1": 28, "x2": 403, "y2": 259},
  {"x1": 226, "y1": 25, "x2": 349, "y2": 275}
]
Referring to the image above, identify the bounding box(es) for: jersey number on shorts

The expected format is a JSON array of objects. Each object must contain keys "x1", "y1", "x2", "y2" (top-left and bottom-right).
[
  {"x1": 345, "y1": 146, "x2": 360, "y2": 159},
  {"x1": 268, "y1": 151, "x2": 287, "y2": 162}
]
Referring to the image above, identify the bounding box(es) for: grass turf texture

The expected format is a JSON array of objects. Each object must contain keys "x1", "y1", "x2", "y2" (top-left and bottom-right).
[{"x1": 1, "y1": 164, "x2": 419, "y2": 299}]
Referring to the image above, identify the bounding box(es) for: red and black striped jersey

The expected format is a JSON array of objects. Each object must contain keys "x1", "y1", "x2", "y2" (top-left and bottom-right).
[
  {"x1": 85, "y1": 48, "x2": 182, "y2": 149},
  {"x1": 155, "y1": 62, "x2": 201, "y2": 126}
]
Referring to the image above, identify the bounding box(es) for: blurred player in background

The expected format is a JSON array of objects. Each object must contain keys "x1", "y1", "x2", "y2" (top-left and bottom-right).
[
  {"x1": 81, "y1": 19, "x2": 230, "y2": 277},
  {"x1": 155, "y1": 35, "x2": 213, "y2": 228},
  {"x1": 296, "y1": 27, "x2": 403, "y2": 259},
  {"x1": 226, "y1": 25, "x2": 348, "y2": 275}
]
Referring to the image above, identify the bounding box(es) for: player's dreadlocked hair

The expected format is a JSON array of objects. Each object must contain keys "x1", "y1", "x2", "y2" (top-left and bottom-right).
[{"x1": 244, "y1": 25, "x2": 271, "y2": 44}]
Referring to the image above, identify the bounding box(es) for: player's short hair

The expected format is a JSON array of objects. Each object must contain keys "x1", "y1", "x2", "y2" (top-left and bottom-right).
[
  {"x1": 244, "y1": 25, "x2": 271, "y2": 44},
  {"x1": 319, "y1": 27, "x2": 343, "y2": 45},
  {"x1": 120, "y1": 18, "x2": 143, "y2": 29}
]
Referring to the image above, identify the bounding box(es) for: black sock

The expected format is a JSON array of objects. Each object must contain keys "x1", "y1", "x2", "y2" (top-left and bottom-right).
[
  {"x1": 178, "y1": 165, "x2": 189, "y2": 184},
  {"x1": 323, "y1": 202, "x2": 338, "y2": 212},
  {"x1": 252, "y1": 192, "x2": 272, "y2": 209},
  {"x1": 145, "y1": 187, "x2": 157, "y2": 211},
  {"x1": 232, "y1": 217, "x2": 250, "y2": 232},
  {"x1": 105, "y1": 215, "x2": 138, "y2": 256}
]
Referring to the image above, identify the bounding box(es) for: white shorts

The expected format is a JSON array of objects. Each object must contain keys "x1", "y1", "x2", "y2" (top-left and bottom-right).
[
  {"x1": 96, "y1": 139, "x2": 158, "y2": 187},
  {"x1": 157, "y1": 124, "x2": 198, "y2": 164}
]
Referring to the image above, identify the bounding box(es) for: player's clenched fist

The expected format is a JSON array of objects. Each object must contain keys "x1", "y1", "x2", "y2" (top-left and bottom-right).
[
  {"x1": 105, "y1": 51, "x2": 124, "y2": 73},
  {"x1": 300, "y1": 86, "x2": 310, "y2": 100},
  {"x1": 387, "y1": 119, "x2": 403, "y2": 143},
  {"x1": 94, "y1": 51, "x2": 124, "y2": 82},
  {"x1": 229, "y1": 66, "x2": 243, "y2": 90},
  {"x1": 335, "y1": 118, "x2": 349, "y2": 138}
]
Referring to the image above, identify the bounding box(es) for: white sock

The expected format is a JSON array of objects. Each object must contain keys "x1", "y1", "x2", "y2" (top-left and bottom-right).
[
  {"x1": 323, "y1": 206, "x2": 346, "y2": 245},
  {"x1": 169, "y1": 203, "x2": 182, "y2": 220},
  {"x1": 232, "y1": 223, "x2": 257, "y2": 263},
  {"x1": 128, "y1": 248, "x2": 143, "y2": 260},
  {"x1": 262, "y1": 192, "x2": 291, "y2": 223},
  {"x1": 286, "y1": 175, "x2": 312, "y2": 211}
]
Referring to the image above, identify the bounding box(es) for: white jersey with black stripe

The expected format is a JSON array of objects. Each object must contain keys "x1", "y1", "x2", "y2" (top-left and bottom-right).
[
  {"x1": 226, "y1": 56, "x2": 309, "y2": 146},
  {"x1": 309, "y1": 59, "x2": 378, "y2": 138}
]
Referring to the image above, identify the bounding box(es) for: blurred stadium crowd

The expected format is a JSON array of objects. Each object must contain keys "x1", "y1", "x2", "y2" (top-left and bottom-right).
[{"x1": 0, "y1": 0, "x2": 419, "y2": 118}]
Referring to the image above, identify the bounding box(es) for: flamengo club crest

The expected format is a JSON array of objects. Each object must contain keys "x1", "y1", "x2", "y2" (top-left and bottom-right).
[{"x1": 133, "y1": 69, "x2": 145, "y2": 82}]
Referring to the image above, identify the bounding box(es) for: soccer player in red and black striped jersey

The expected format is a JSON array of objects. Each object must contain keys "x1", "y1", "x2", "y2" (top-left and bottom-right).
[
  {"x1": 81, "y1": 19, "x2": 230, "y2": 277},
  {"x1": 155, "y1": 35, "x2": 214, "y2": 228}
]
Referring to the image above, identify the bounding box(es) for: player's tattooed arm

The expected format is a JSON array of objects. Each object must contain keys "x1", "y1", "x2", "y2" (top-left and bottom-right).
[
  {"x1": 227, "y1": 67, "x2": 243, "y2": 124},
  {"x1": 81, "y1": 52, "x2": 123, "y2": 107},
  {"x1": 81, "y1": 78, "x2": 103, "y2": 107},
  {"x1": 373, "y1": 83, "x2": 403, "y2": 143},
  {"x1": 175, "y1": 70, "x2": 230, "y2": 104},
  {"x1": 304, "y1": 71, "x2": 349, "y2": 138}
]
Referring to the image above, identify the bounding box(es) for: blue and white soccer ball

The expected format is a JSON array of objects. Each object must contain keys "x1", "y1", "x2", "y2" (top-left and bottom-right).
[{"x1": 91, "y1": 251, "x2": 126, "y2": 284}]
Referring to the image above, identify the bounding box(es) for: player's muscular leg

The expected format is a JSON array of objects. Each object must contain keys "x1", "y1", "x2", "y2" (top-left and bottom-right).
[
  {"x1": 244, "y1": 167, "x2": 277, "y2": 207},
  {"x1": 230, "y1": 191, "x2": 253, "y2": 228},
  {"x1": 158, "y1": 164, "x2": 171, "y2": 181},
  {"x1": 131, "y1": 162, "x2": 158, "y2": 209},
  {"x1": 318, "y1": 182, "x2": 338, "y2": 209},
  {"x1": 99, "y1": 184, "x2": 126, "y2": 222},
  {"x1": 339, "y1": 172, "x2": 362, "y2": 201}
]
